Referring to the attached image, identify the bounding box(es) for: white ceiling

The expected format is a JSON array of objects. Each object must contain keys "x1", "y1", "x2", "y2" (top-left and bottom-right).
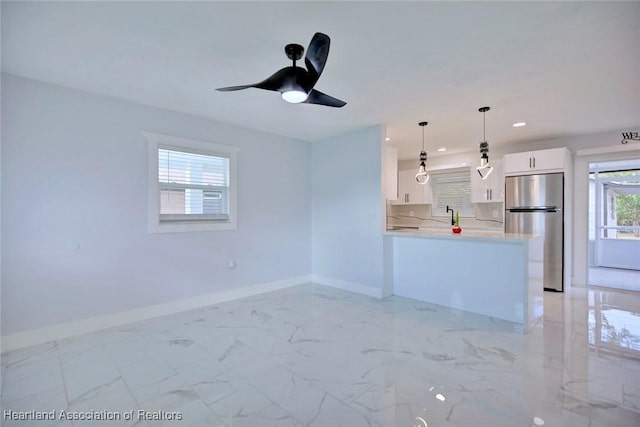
[{"x1": 3, "y1": 1, "x2": 639, "y2": 160}]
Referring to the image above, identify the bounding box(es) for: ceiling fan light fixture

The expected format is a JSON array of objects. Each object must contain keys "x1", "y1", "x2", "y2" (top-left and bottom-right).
[
  {"x1": 216, "y1": 33, "x2": 346, "y2": 108},
  {"x1": 281, "y1": 90, "x2": 308, "y2": 103}
]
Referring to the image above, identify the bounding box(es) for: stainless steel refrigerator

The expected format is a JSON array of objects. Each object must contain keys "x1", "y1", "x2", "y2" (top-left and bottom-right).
[{"x1": 505, "y1": 173, "x2": 564, "y2": 292}]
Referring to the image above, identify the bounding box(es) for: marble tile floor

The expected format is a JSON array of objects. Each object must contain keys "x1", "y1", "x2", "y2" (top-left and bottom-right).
[{"x1": 1, "y1": 283, "x2": 639, "y2": 427}]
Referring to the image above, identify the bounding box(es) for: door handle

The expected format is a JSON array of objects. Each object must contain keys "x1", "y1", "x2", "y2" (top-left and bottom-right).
[
  {"x1": 529, "y1": 157, "x2": 532, "y2": 168},
  {"x1": 533, "y1": 157, "x2": 536, "y2": 168},
  {"x1": 490, "y1": 189, "x2": 492, "y2": 200}
]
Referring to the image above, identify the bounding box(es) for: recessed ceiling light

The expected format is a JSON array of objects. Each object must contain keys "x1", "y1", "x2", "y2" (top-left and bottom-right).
[
  {"x1": 513, "y1": 122, "x2": 527, "y2": 127},
  {"x1": 385, "y1": 137, "x2": 391, "y2": 141},
  {"x1": 437, "y1": 147, "x2": 447, "y2": 152}
]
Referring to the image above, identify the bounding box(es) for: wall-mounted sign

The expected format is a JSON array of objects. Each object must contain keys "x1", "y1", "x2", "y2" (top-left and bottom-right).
[{"x1": 621, "y1": 132, "x2": 639, "y2": 144}]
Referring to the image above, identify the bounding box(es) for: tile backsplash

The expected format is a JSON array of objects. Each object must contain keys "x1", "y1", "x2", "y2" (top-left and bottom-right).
[{"x1": 387, "y1": 202, "x2": 504, "y2": 231}]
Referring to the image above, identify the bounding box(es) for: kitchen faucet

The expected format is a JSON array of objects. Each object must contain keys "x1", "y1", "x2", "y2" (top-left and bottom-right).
[{"x1": 446, "y1": 205, "x2": 455, "y2": 226}]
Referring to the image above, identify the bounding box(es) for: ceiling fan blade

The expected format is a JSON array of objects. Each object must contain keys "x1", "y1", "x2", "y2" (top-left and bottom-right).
[
  {"x1": 217, "y1": 68, "x2": 294, "y2": 94},
  {"x1": 216, "y1": 84, "x2": 254, "y2": 92},
  {"x1": 305, "y1": 32, "x2": 330, "y2": 86},
  {"x1": 253, "y1": 68, "x2": 291, "y2": 91},
  {"x1": 304, "y1": 89, "x2": 346, "y2": 108}
]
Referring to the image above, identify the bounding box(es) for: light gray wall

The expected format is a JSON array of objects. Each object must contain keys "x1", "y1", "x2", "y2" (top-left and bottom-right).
[
  {"x1": 311, "y1": 126, "x2": 385, "y2": 290},
  {"x1": 0, "y1": 16, "x2": 3, "y2": 359},
  {"x1": 1, "y1": 74, "x2": 311, "y2": 335}
]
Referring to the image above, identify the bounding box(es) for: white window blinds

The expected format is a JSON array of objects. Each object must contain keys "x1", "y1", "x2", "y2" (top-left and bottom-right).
[
  {"x1": 158, "y1": 147, "x2": 230, "y2": 222},
  {"x1": 432, "y1": 171, "x2": 475, "y2": 217}
]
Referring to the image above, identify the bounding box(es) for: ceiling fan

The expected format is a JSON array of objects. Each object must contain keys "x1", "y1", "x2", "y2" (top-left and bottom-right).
[{"x1": 216, "y1": 32, "x2": 346, "y2": 108}]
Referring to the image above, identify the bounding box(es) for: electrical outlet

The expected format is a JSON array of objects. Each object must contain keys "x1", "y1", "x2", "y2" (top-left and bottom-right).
[
  {"x1": 228, "y1": 260, "x2": 236, "y2": 269},
  {"x1": 409, "y1": 210, "x2": 414, "y2": 217},
  {"x1": 492, "y1": 210, "x2": 499, "y2": 218}
]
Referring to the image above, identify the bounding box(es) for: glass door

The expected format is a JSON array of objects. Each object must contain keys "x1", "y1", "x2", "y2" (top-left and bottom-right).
[{"x1": 588, "y1": 160, "x2": 640, "y2": 291}]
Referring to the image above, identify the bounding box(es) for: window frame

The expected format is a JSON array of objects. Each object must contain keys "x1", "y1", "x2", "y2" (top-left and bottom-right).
[{"x1": 144, "y1": 131, "x2": 239, "y2": 233}]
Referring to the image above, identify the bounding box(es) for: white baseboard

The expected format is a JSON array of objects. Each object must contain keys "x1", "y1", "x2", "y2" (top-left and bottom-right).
[
  {"x1": 311, "y1": 274, "x2": 384, "y2": 299},
  {"x1": 1, "y1": 275, "x2": 311, "y2": 353}
]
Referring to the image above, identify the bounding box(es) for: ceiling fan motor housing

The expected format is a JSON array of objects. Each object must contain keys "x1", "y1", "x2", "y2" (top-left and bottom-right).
[{"x1": 280, "y1": 66, "x2": 313, "y2": 94}]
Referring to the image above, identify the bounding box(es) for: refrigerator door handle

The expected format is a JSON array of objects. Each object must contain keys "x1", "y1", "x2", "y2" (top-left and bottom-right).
[{"x1": 508, "y1": 207, "x2": 559, "y2": 213}]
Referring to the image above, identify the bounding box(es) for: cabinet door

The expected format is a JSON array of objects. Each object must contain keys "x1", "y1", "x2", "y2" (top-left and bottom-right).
[
  {"x1": 393, "y1": 169, "x2": 431, "y2": 204},
  {"x1": 471, "y1": 162, "x2": 490, "y2": 203},
  {"x1": 471, "y1": 158, "x2": 503, "y2": 203},
  {"x1": 531, "y1": 148, "x2": 565, "y2": 171},
  {"x1": 503, "y1": 151, "x2": 533, "y2": 175},
  {"x1": 489, "y1": 159, "x2": 504, "y2": 201},
  {"x1": 505, "y1": 148, "x2": 567, "y2": 176},
  {"x1": 392, "y1": 170, "x2": 410, "y2": 204}
]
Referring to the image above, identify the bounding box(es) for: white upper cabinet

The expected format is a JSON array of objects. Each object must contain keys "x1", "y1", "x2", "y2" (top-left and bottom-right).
[
  {"x1": 471, "y1": 158, "x2": 503, "y2": 203},
  {"x1": 503, "y1": 147, "x2": 568, "y2": 176},
  {"x1": 392, "y1": 169, "x2": 433, "y2": 205}
]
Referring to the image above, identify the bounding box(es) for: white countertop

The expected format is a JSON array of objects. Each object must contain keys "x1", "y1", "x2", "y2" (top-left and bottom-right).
[{"x1": 384, "y1": 227, "x2": 539, "y2": 242}]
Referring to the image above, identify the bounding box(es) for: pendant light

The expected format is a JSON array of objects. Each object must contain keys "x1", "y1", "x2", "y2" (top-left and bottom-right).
[
  {"x1": 476, "y1": 106, "x2": 494, "y2": 180},
  {"x1": 415, "y1": 121, "x2": 430, "y2": 185}
]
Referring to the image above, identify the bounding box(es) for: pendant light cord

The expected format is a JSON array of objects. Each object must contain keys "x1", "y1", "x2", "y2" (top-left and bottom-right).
[
  {"x1": 418, "y1": 121, "x2": 428, "y2": 151},
  {"x1": 479, "y1": 106, "x2": 490, "y2": 141},
  {"x1": 483, "y1": 110, "x2": 486, "y2": 142}
]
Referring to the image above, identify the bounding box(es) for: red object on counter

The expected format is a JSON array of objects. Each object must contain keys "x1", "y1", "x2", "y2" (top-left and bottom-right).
[{"x1": 452, "y1": 226, "x2": 462, "y2": 234}]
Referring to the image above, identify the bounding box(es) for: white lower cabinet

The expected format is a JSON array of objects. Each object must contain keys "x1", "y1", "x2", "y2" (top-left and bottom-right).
[{"x1": 392, "y1": 169, "x2": 433, "y2": 205}]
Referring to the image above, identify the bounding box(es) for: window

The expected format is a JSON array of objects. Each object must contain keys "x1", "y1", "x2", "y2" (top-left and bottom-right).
[
  {"x1": 431, "y1": 169, "x2": 475, "y2": 217},
  {"x1": 144, "y1": 132, "x2": 238, "y2": 233}
]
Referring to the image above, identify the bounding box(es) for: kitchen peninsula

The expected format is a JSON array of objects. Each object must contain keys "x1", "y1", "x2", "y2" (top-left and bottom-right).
[{"x1": 384, "y1": 229, "x2": 543, "y2": 332}]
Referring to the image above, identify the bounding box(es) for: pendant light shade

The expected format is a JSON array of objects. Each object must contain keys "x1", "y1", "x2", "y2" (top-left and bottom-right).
[
  {"x1": 476, "y1": 107, "x2": 494, "y2": 180},
  {"x1": 415, "y1": 122, "x2": 430, "y2": 185}
]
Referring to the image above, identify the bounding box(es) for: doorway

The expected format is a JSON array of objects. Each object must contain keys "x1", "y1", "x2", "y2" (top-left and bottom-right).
[{"x1": 588, "y1": 159, "x2": 640, "y2": 291}]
